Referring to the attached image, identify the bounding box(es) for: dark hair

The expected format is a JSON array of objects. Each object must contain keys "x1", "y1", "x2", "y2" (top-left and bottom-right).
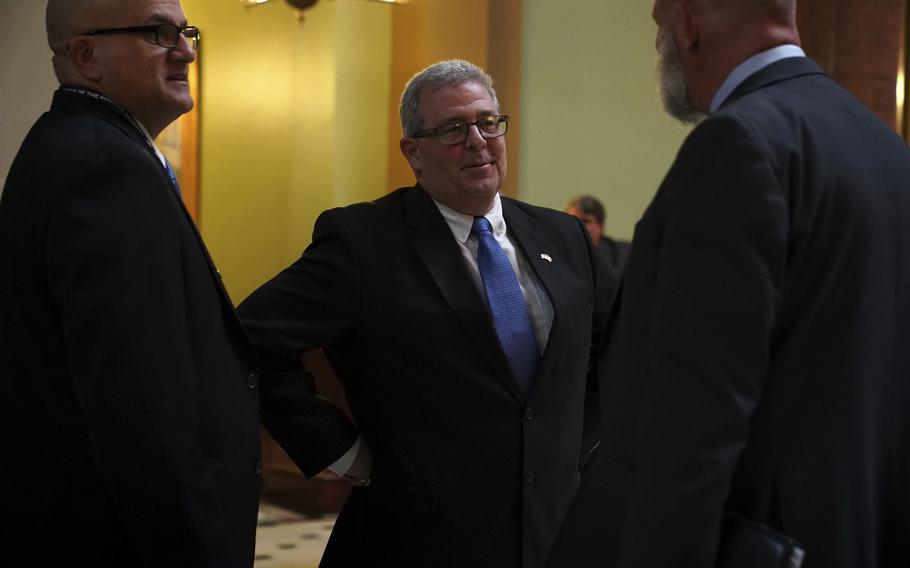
[{"x1": 566, "y1": 195, "x2": 605, "y2": 225}]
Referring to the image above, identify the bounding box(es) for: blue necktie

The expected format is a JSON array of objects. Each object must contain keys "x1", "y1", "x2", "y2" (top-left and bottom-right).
[
  {"x1": 472, "y1": 217, "x2": 539, "y2": 395},
  {"x1": 163, "y1": 158, "x2": 182, "y2": 197}
]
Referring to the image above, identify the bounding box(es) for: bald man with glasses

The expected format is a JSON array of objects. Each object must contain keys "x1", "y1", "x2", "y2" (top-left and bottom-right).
[
  {"x1": 238, "y1": 59, "x2": 617, "y2": 568},
  {"x1": 0, "y1": 1, "x2": 261, "y2": 565}
]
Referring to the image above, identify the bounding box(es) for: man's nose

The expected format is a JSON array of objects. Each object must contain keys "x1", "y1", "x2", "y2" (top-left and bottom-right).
[
  {"x1": 464, "y1": 123, "x2": 487, "y2": 148},
  {"x1": 171, "y1": 33, "x2": 197, "y2": 63}
]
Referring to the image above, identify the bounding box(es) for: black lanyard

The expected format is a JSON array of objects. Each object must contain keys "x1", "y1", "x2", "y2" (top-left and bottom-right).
[
  {"x1": 60, "y1": 86, "x2": 181, "y2": 195},
  {"x1": 60, "y1": 86, "x2": 152, "y2": 146}
]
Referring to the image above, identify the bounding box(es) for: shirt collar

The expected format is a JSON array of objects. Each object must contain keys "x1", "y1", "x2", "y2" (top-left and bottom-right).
[
  {"x1": 133, "y1": 117, "x2": 167, "y2": 167},
  {"x1": 710, "y1": 44, "x2": 806, "y2": 113},
  {"x1": 432, "y1": 193, "x2": 505, "y2": 244}
]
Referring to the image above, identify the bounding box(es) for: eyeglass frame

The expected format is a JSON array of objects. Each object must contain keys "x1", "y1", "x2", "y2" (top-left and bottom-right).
[
  {"x1": 84, "y1": 23, "x2": 200, "y2": 49},
  {"x1": 410, "y1": 114, "x2": 509, "y2": 146}
]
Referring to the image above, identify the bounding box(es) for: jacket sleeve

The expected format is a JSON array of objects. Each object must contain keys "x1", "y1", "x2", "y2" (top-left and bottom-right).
[{"x1": 238, "y1": 208, "x2": 361, "y2": 477}]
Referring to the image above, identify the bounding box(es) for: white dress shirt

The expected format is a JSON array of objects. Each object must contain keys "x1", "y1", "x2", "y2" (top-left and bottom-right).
[{"x1": 433, "y1": 193, "x2": 554, "y2": 353}]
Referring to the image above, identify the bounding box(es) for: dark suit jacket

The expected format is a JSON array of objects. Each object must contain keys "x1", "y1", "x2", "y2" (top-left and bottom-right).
[
  {"x1": 238, "y1": 186, "x2": 615, "y2": 568},
  {"x1": 598, "y1": 235, "x2": 630, "y2": 275},
  {"x1": 0, "y1": 88, "x2": 261, "y2": 567},
  {"x1": 550, "y1": 57, "x2": 910, "y2": 568}
]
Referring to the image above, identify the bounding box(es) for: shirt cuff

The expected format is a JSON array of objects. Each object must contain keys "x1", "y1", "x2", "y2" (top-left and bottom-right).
[{"x1": 326, "y1": 436, "x2": 361, "y2": 476}]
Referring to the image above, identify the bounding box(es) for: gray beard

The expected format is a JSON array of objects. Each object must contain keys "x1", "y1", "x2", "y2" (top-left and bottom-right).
[{"x1": 656, "y1": 34, "x2": 707, "y2": 125}]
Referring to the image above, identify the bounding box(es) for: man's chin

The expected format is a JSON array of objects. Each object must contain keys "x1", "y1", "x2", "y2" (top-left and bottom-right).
[
  {"x1": 661, "y1": 94, "x2": 706, "y2": 125},
  {"x1": 170, "y1": 95, "x2": 195, "y2": 117},
  {"x1": 164, "y1": 83, "x2": 194, "y2": 109},
  {"x1": 156, "y1": 100, "x2": 195, "y2": 133},
  {"x1": 463, "y1": 179, "x2": 501, "y2": 199}
]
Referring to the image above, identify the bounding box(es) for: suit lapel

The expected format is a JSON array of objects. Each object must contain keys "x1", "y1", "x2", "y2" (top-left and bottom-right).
[
  {"x1": 500, "y1": 199, "x2": 566, "y2": 399},
  {"x1": 404, "y1": 187, "x2": 522, "y2": 400}
]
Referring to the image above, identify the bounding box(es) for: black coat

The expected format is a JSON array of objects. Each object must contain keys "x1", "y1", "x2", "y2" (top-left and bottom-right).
[
  {"x1": 551, "y1": 57, "x2": 910, "y2": 568},
  {"x1": 239, "y1": 186, "x2": 616, "y2": 568},
  {"x1": 0, "y1": 88, "x2": 261, "y2": 567}
]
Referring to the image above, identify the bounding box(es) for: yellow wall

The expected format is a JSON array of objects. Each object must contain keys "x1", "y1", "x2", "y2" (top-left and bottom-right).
[
  {"x1": 182, "y1": 0, "x2": 391, "y2": 303},
  {"x1": 177, "y1": 0, "x2": 691, "y2": 305},
  {"x1": 334, "y1": 1, "x2": 392, "y2": 206},
  {"x1": 385, "y1": 0, "x2": 523, "y2": 198},
  {"x1": 386, "y1": 0, "x2": 492, "y2": 192},
  {"x1": 519, "y1": 0, "x2": 692, "y2": 239}
]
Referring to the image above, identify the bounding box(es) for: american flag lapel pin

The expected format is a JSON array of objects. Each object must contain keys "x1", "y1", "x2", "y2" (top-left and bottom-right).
[{"x1": 540, "y1": 253, "x2": 553, "y2": 263}]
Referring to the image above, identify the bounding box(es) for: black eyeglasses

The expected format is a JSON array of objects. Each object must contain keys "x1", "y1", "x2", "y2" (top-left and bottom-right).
[
  {"x1": 86, "y1": 23, "x2": 200, "y2": 49},
  {"x1": 412, "y1": 115, "x2": 509, "y2": 145}
]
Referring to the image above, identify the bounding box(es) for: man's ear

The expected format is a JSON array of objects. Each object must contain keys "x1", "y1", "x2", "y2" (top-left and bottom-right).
[
  {"x1": 399, "y1": 137, "x2": 422, "y2": 179},
  {"x1": 67, "y1": 37, "x2": 103, "y2": 82},
  {"x1": 675, "y1": 0, "x2": 700, "y2": 52}
]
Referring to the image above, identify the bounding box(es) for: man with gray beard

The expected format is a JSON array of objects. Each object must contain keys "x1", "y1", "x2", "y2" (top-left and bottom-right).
[{"x1": 549, "y1": 1, "x2": 910, "y2": 567}]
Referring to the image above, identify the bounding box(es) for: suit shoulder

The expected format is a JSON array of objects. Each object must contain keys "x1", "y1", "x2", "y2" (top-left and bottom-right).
[
  {"x1": 39, "y1": 107, "x2": 142, "y2": 149},
  {"x1": 502, "y1": 196, "x2": 579, "y2": 228},
  {"x1": 17, "y1": 109, "x2": 153, "y2": 181},
  {"x1": 677, "y1": 112, "x2": 773, "y2": 169},
  {"x1": 7, "y1": 111, "x2": 162, "y2": 205},
  {"x1": 319, "y1": 186, "x2": 409, "y2": 222},
  {"x1": 502, "y1": 198, "x2": 594, "y2": 258},
  {"x1": 312, "y1": 186, "x2": 414, "y2": 241}
]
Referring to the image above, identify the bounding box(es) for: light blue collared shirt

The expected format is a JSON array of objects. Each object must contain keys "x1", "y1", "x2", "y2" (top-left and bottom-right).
[{"x1": 710, "y1": 44, "x2": 806, "y2": 113}]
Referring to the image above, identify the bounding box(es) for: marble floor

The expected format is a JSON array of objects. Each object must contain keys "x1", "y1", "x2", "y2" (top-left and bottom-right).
[{"x1": 256, "y1": 502, "x2": 335, "y2": 568}]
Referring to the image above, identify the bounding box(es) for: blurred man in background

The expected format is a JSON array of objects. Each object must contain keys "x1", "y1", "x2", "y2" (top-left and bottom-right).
[{"x1": 565, "y1": 194, "x2": 630, "y2": 274}]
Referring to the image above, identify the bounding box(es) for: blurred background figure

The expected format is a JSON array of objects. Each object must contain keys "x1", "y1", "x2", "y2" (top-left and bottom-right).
[{"x1": 565, "y1": 195, "x2": 630, "y2": 274}]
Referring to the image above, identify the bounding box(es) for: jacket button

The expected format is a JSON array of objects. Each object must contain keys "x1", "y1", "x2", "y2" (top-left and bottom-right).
[
  {"x1": 525, "y1": 408, "x2": 534, "y2": 421},
  {"x1": 246, "y1": 372, "x2": 258, "y2": 389},
  {"x1": 525, "y1": 469, "x2": 535, "y2": 485},
  {"x1": 254, "y1": 459, "x2": 263, "y2": 475}
]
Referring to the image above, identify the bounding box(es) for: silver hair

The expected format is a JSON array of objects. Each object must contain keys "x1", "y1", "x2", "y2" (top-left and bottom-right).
[{"x1": 399, "y1": 59, "x2": 499, "y2": 137}]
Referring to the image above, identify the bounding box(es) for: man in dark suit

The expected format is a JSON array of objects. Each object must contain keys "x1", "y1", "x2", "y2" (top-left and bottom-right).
[
  {"x1": 565, "y1": 195, "x2": 631, "y2": 275},
  {"x1": 550, "y1": 1, "x2": 910, "y2": 567},
  {"x1": 0, "y1": 1, "x2": 262, "y2": 565},
  {"x1": 238, "y1": 59, "x2": 615, "y2": 568}
]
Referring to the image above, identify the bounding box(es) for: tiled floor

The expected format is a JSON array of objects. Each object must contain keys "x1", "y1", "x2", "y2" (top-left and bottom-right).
[{"x1": 256, "y1": 502, "x2": 335, "y2": 568}]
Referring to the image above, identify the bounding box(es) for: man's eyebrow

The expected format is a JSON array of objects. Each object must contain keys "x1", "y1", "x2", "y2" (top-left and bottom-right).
[
  {"x1": 145, "y1": 13, "x2": 188, "y2": 26},
  {"x1": 435, "y1": 115, "x2": 466, "y2": 125},
  {"x1": 434, "y1": 111, "x2": 497, "y2": 125}
]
